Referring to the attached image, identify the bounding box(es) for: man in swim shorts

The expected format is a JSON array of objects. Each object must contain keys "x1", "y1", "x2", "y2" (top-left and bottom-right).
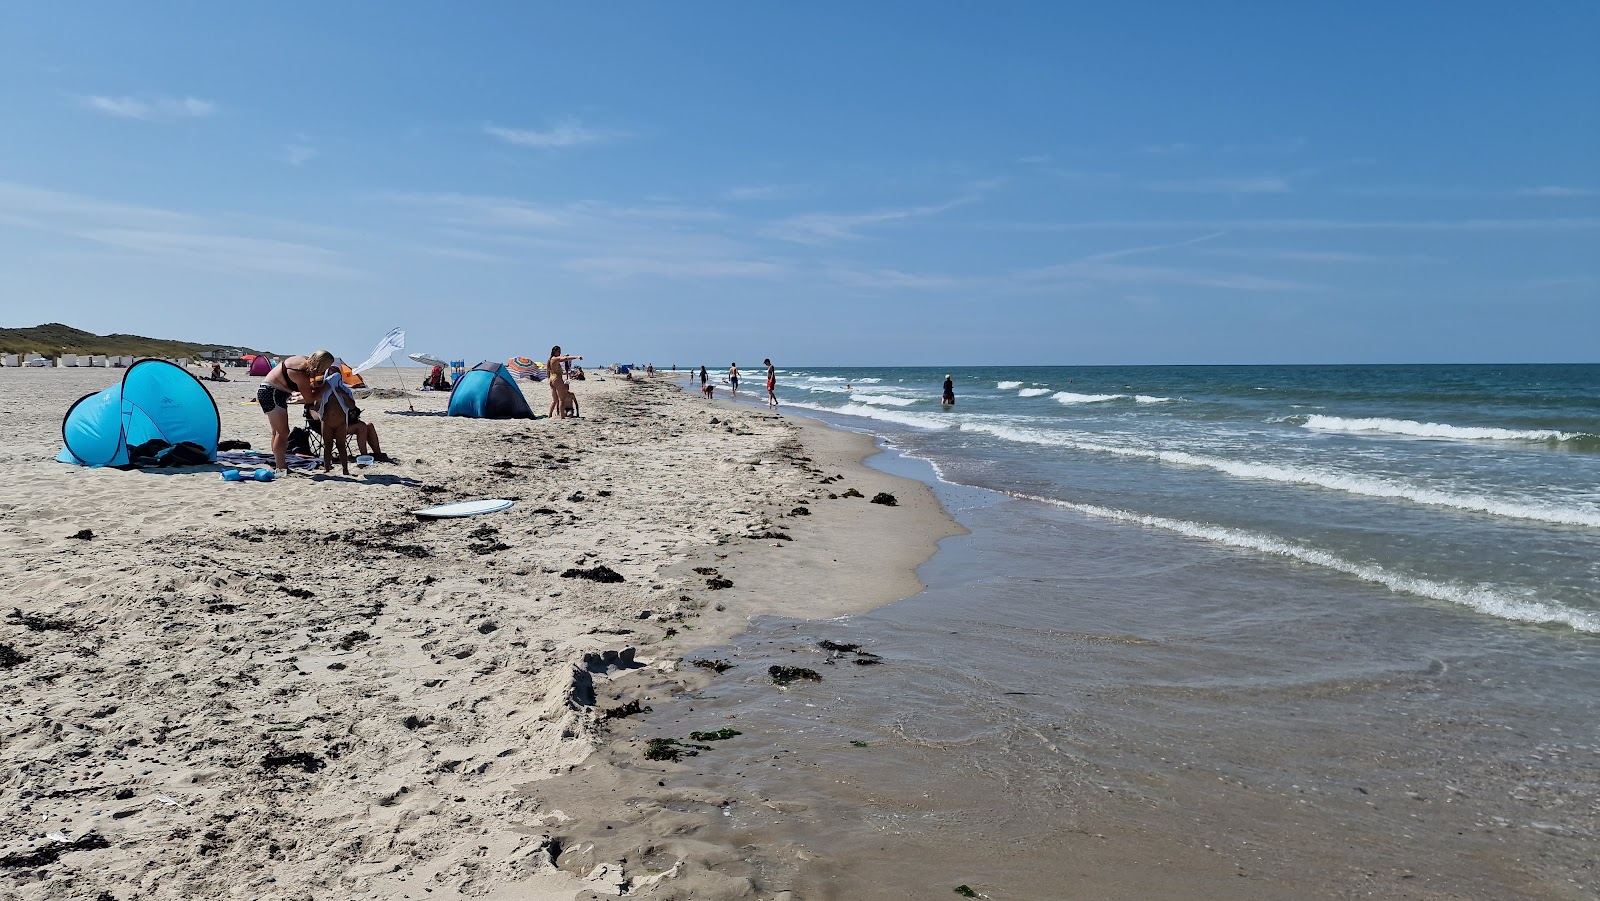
[
  {"x1": 729, "y1": 362, "x2": 739, "y2": 394},
  {"x1": 764, "y1": 358, "x2": 778, "y2": 408}
]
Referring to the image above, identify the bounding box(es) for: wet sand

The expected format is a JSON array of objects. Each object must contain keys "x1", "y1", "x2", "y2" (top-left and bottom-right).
[{"x1": 0, "y1": 367, "x2": 959, "y2": 900}]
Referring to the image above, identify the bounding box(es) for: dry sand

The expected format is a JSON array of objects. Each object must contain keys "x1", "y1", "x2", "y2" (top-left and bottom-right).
[{"x1": 0, "y1": 366, "x2": 959, "y2": 900}]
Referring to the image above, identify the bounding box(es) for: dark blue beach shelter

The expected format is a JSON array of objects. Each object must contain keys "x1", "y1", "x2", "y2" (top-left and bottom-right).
[
  {"x1": 57, "y1": 359, "x2": 221, "y2": 467},
  {"x1": 447, "y1": 361, "x2": 535, "y2": 419}
]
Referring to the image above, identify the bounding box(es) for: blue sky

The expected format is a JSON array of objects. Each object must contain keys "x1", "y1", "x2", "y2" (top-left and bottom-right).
[{"x1": 1, "y1": 2, "x2": 1596, "y2": 365}]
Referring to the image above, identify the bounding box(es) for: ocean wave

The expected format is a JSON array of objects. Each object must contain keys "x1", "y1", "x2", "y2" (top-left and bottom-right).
[
  {"x1": 1134, "y1": 395, "x2": 1174, "y2": 404},
  {"x1": 997, "y1": 381, "x2": 1024, "y2": 390},
  {"x1": 1297, "y1": 415, "x2": 1589, "y2": 443},
  {"x1": 852, "y1": 394, "x2": 916, "y2": 407},
  {"x1": 1017, "y1": 388, "x2": 1052, "y2": 397},
  {"x1": 1054, "y1": 392, "x2": 1125, "y2": 404},
  {"x1": 785, "y1": 400, "x2": 952, "y2": 430},
  {"x1": 1009, "y1": 492, "x2": 1599, "y2": 633},
  {"x1": 959, "y1": 422, "x2": 1600, "y2": 528}
]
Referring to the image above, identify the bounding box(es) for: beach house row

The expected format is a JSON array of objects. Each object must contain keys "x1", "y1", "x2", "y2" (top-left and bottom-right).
[{"x1": 0, "y1": 355, "x2": 191, "y2": 368}]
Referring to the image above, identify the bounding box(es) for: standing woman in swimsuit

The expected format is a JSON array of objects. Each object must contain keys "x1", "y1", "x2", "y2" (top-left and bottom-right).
[
  {"x1": 259, "y1": 350, "x2": 334, "y2": 471},
  {"x1": 546, "y1": 345, "x2": 583, "y2": 419}
]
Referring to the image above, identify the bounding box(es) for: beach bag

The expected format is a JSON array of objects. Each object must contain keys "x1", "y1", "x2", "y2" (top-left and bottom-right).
[{"x1": 287, "y1": 427, "x2": 315, "y2": 457}]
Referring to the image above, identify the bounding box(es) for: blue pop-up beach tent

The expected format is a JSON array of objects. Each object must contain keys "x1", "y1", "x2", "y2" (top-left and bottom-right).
[
  {"x1": 57, "y1": 359, "x2": 221, "y2": 467},
  {"x1": 447, "y1": 361, "x2": 535, "y2": 419}
]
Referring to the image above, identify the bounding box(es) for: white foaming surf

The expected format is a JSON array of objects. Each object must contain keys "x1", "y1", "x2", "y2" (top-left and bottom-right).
[
  {"x1": 1053, "y1": 392, "x2": 1125, "y2": 404},
  {"x1": 1298, "y1": 415, "x2": 1584, "y2": 443},
  {"x1": 852, "y1": 394, "x2": 917, "y2": 407},
  {"x1": 996, "y1": 380, "x2": 1024, "y2": 390},
  {"x1": 786, "y1": 400, "x2": 952, "y2": 430},
  {"x1": 1017, "y1": 388, "x2": 1052, "y2": 397},
  {"x1": 1009, "y1": 491, "x2": 1599, "y2": 633},
  {"x1": 958, "y1": 421, "x2": 1600, "y2": 529}
]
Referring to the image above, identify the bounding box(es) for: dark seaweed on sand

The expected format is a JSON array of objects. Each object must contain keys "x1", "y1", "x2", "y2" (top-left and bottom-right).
[
  {"x1": 8, "y1": 608, "x2": 86, "y2": 633},
  {"x1": 335, "y1": 631, "x2": 371, "y2": 651},
  {"x1": 562, "y1": 565, "x2": 625, "y2": 583},
  {"x1": 688, "y1": 728, "x2": 742, "y2": 741},
  {"x1": 0, "y1": 832, "x2": 111, "y2": 868},
  {"x1": 603, "y1": 699, "x2": 652, "y2": 720},
  {"x1": 0, "y1": 643, "x2": 28, "y2": 669},
  {"x1": 261, "y1": 751, "x2": 326, "y2": 773},
  {"x1": 692, "y1": 658, "x2": 735, "y2": 673},
  {"x1": 769, "y1": 665, "x2": 821, "y2": 685},
  {"x1": 818, "y1": 640, "x2": 861, "y2": 653},
  {"x1": 643, "y1": 738, "x2": 710, "y2": 762}
]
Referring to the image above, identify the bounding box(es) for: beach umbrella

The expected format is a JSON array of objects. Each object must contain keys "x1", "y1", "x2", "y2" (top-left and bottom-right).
[
  {"x1": 352, "y1": 327, "x2": 405, "y2": 374},
  {"x1": 506, "y1": 356, "x2": 546, "y2": 381},
  {"x1": 409, "y1": 353, "x2": 449, "y2": 369}
]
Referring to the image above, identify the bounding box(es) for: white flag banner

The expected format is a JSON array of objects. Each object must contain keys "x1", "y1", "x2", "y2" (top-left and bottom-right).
[{"x1": 352, "y1": 328, "x2": 406, "y2": 374}]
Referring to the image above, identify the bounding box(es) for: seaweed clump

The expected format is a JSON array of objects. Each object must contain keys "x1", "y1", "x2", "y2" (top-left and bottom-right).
[
  {"x1": 688, "y1": 728, "x2": 742, "y2": 742},
  {"x1": 603, "y1": 699, "x2": 652, "y2": 720},
  {"x1": 562, "y1": 565, "x2": 625, "y2": 583},
  {"x1": 769, "y1": 665, "x2": 822, "y2": 686},
  {"x1": 0, "y1": 832, "x2": 111, "y2": 868},
  {"x1": 643, "y1": 737, "x2": 711, "y2": 762}
]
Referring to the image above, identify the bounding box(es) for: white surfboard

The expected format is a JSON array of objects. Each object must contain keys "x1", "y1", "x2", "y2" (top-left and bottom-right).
[{"x1": 412, "y1": 499, "x2": 514, "y2": 519}]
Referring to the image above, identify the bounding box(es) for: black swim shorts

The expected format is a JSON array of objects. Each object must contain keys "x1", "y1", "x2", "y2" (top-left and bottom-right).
[{"x1": 257, "y1": 383, "x2": 291, "y2": 413}]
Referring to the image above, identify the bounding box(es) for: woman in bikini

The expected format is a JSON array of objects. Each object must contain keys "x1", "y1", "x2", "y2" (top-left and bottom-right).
[
  {"x1": 546, "y1": 346, "x2": 583, "y2": 419},
  {"x1": 258, "y1": 350, "x2": 334, "y2": 471}
]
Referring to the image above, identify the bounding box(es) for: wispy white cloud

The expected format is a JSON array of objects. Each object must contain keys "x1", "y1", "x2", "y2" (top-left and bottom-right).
[
  {"x1": 409, "y1": 245, "x2": 507, "y2": 263},
  {"x1": 385, "y1": 191, "x2": 765, "y2": 281},
  {"x1": 722, "y1": 184, "x2": 802, "y2": 202},
  {"x1": 765, "y1": 197, "x2": 976, "y2": 244},
  {"x1": 1014, "y1": 259, "x2": 1308, "y2": 293},
  {"x1": 80, "y1": 94, "x2": 216, "y2": 120},
  {"x1": 282, "y1": 135, "x2": 317, "y2": 166},
  {"x1": 823, "y1": 266, "x2": 969, "y2": 291},
  {"x1": 1139, "y1": 142, "x2": 1201, "y2": 156},
  {"x1": 1518, "y1": 185, "x2": 1600, "y2": 197},
  {"x1": 1204, "y1": 248, "x2": 1387, "y2": 264},
  {"x1": 1138, "y1": 138, "x2": 1307, "y2": 156},
  {"x1": 564, "y1": 257, "x2": 786, "y2": 280},
  {"x1": 1147, "y1": 175, "x2": 1292, "y2": 194},
  {"x1": 484, "y1": 120, "x2": 615, "y2": 149},
  {"x1": 0, "y1": 181, "x2": 358, "y2": 277},
  {"x1": 1079, "y1": 231, "x2": 1228, "y2": 262},
  {"x1": 981, "y1": 217, "x2": 1600, "y2": 233}
]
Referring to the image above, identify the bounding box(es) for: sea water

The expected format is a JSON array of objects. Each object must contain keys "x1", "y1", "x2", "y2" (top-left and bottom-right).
[
  {"x1": 650, "y1": 365, "x2": 1600, "y2": 898},
  {"x1": 780, "y1": 364, "x2": 1600, "y2": 633}
]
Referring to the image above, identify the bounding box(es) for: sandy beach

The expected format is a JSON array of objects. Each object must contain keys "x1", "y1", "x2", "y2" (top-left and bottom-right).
[{"x1": 0, "y1": 366, "x2": 959, "y2": 900}]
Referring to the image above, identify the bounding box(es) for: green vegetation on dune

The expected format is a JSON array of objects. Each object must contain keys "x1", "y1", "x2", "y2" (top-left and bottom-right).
[{"x1": 0, "y1": 323, "x2": 270, "y2": 359}]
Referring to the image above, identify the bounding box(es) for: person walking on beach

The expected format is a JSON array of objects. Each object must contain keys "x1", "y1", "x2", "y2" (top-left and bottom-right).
[
  {"x1": 729, "y1": 362, "x2": 740, "y2": 395},
  {"x1": 547, "y1": 346, "x2": 582, "y2": 419},
  {"x1": 258, "y1": 350, "x2": 335, "y2": 472},
  {"x1": 764, "y1": 358, "x2": 778, "y2": 408},
  {"x1": 699, "y1": 365, "x2": 708, "y2": 393},
  {"x1": 942, "y1": 374, "x2": 956, "y2": 407}
]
